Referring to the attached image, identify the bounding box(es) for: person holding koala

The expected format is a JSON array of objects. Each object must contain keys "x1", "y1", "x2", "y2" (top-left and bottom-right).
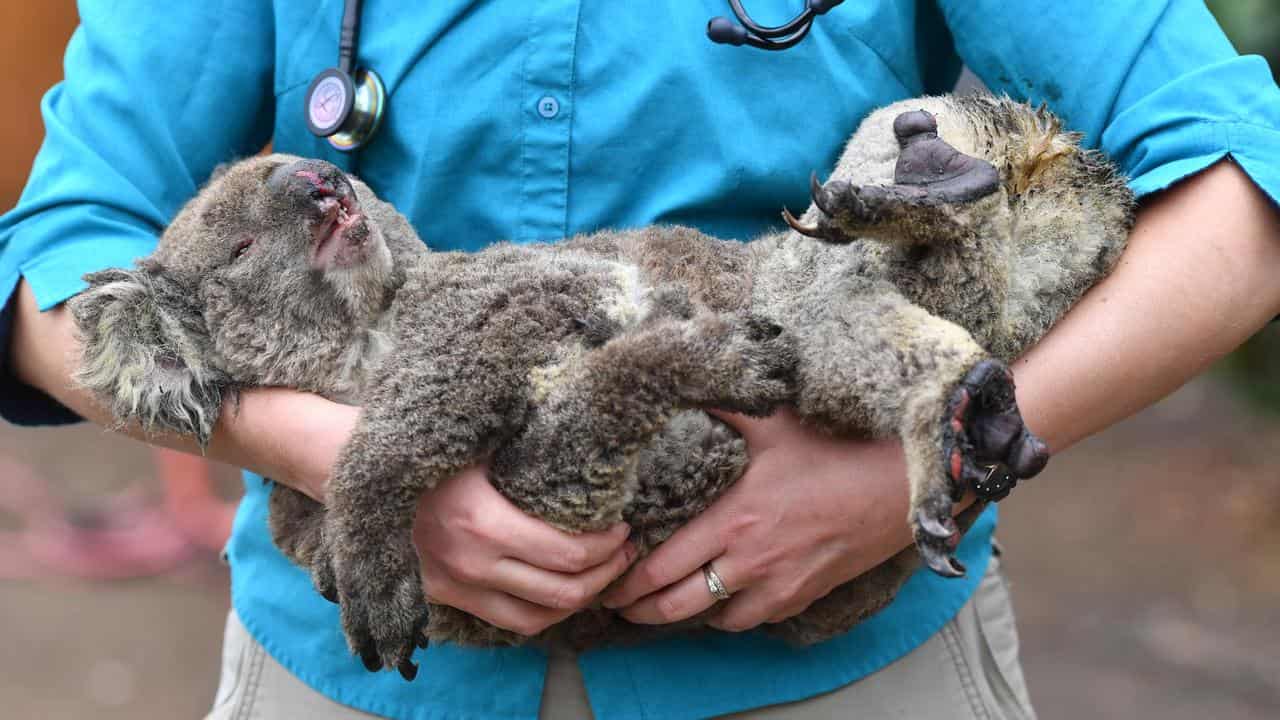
[{"x1": 2, "y1": 3, "x2": 1279, "y2": 719}]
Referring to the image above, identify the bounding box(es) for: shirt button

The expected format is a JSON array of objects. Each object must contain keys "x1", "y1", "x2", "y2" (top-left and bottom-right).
[{"x1": 537, "y1": 95, "x2": 560, "y2": 119}]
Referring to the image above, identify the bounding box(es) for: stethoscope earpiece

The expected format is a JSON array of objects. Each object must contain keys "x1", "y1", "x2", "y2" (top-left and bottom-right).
[
  {"x1": 304, "y1": 0, "x2": 385, "y2": 153},
  {"x1": 707, "y1": 0, "x2": 846, "y2": 51}
]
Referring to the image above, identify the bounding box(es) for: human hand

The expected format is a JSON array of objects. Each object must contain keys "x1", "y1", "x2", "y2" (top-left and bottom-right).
[
  {"x1": 413, "y1": 467, "x2": 636, "y2": 636},
  {"x1": 602, "y1": 408, "x2": 919, "y2": 631}
]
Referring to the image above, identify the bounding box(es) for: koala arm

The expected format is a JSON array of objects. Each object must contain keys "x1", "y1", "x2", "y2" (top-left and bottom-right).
[{"x1": 8, "y1": 279, "x2": 354, "y2": 501}]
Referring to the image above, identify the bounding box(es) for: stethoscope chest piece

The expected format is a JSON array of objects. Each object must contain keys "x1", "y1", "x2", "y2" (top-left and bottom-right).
[{"x1": 305, "y1": 65, "x2": 386, "y2": 152}]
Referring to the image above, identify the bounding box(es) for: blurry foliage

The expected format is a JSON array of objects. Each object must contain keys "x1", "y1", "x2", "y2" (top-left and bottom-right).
[
  {"x1": 1206, "y1": 0, "x2": 1280, "y2": 413},
  {"x1": 1219, "y1": 328, "x2": 1280, "y2": 416},
  {"x1": 1207, "y1": 0, "x2": 1280, "y2": 81}
]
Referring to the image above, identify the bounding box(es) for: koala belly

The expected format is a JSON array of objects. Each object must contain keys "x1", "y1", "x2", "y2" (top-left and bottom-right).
[{"x1": 493, "y1": 259, "x2": 750, "y2": 547}]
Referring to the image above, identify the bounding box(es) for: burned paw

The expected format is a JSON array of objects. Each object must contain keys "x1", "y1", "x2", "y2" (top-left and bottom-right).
[
  {"x1": 913, "y1": 358, "x2": 1050, "y2": 578},
  {"x1": 892, "y1": 110, "x2": 1000, "y2": 202},
  {"x1": 784, "y1": 114, "x2": 1000, "y2": 243},
  {"x1": 944, "y1": 359, "x2": 1051, "y2": 494}
]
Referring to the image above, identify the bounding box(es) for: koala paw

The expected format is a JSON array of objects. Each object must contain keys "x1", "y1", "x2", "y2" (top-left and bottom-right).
[
  {"x1": 914, "y1": 359, "x2": 1049, "y2": 577},
  {"x1": 696, "y1": 313, "x2": 796, "y2": 415},
  {"x1": 332, "y1": 544, "x2": 432, "y2": 682},
  {"x1": 783, "y1": 111, "x2": 1000, "y2": 243}
]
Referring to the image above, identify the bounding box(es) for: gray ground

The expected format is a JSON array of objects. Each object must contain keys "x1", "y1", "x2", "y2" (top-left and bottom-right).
[{"x1": 1, "y1": 374, "x2": 1277, "y2": 719}]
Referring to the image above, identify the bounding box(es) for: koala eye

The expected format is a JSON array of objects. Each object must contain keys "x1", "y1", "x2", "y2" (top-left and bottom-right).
[{"x1": 232, "y1": 237, "x2": 255, "y2": 261}]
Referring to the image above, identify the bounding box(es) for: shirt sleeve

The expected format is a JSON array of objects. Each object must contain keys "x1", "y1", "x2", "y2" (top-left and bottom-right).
[
  {"x1": 935, "y1": 0, "x2": 1280, "y2": 205},
  {"x1": 0, "y1": 1, "x2": 275, "y2": 425}
]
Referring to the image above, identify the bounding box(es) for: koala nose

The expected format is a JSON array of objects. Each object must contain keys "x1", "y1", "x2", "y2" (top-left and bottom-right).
[{"x1": 268, "y1": 159, "x2": 355, "y2": 201}]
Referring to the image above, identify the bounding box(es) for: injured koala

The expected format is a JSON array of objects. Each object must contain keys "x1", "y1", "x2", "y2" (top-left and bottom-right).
[{"x1": 69, "y1": 94, "x2": 1134, "y2": 680}]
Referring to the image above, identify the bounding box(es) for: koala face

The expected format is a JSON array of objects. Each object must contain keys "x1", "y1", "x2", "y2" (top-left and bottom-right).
[
  {"x1": 151, "y1": 154, "x2": 399, "y2": 390},
  {"x1": 70, "y1": 155, "x2": 409, "y2": 443},
  {"x1": 158, "y1": 154, "x2": 395, "y2": 315}
]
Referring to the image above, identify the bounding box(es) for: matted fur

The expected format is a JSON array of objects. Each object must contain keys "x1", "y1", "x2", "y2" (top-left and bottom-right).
[{"x1": 69, "y1": 95, "x2": 1134, "y2": 676}]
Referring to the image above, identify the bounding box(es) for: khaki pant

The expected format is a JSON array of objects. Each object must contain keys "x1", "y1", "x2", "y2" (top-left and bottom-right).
[{"x1": 207, "y1": 556, "x2": 1036, "y2": 720}]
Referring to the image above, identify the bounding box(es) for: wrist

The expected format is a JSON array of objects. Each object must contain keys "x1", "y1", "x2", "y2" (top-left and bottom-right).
[
  {"x1": 9, "y1": 283, "x2": 77, "y2": 400},
  {"x1": 213, "y1": 388, "x2": 354, "y2": 502}
]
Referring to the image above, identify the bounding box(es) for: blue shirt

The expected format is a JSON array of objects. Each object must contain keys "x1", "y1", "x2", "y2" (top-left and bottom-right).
[{"x1": 2, "y1": 2, "x2": 1278, "y2": 718}]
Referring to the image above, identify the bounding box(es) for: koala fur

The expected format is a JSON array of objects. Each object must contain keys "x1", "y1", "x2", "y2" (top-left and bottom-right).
[{"x1": 69, "y1": 94, "x2": 1134, "y2": 679}]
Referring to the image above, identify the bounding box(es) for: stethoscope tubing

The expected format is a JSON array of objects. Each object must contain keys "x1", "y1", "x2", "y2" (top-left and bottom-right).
[{"x1": 310, "y1": 1, "x2": 847, "y2": 151}]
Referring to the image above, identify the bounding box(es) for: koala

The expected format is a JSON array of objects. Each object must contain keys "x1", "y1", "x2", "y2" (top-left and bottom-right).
[{"x1": 69, "y1": 94, "x2": 1133, "y2": 680}]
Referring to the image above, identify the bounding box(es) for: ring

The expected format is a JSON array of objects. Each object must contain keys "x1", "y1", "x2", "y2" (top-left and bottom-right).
[{"x1": 703, "y1": 563, "x2": 732, "y2": 601}]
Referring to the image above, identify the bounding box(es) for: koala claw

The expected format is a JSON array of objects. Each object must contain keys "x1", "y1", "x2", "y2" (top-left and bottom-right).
[
  {"x1": 914, "y1": 358, "x2": 1050, "y2": 577},
  {"x1": 359, "y1": 643, "x2": 382, "y2": 673},
  {"x1": 914, "y1": 499, "x2": 967, "y2": 578},
  {"x1": 780, "y1": 173, "x2": 853, "y2": 242},
  {"x1": 915, "y1": 508, "x2": 959, "y2": 541},
  {"x1": 809, "y1": 171, "x2": 842, "y2": 217},
  {"x1": 336, "y1": 559, "x2": 430, "y2": 680}
]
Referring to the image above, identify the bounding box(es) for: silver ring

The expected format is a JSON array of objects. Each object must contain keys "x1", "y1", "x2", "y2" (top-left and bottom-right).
[{"x1": 702, "y1": 563, "x2": 732, "y2": 601}]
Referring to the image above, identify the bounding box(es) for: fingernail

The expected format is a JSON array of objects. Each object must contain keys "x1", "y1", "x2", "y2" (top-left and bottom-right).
[{"x1": 623, "y1": 542, "x2": 638, "y2": 564}]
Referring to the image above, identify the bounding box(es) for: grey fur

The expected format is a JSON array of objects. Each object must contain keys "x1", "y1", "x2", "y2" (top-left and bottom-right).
[{"x1": 68, "y1": 94, "x2": 1133, "y2": 676}]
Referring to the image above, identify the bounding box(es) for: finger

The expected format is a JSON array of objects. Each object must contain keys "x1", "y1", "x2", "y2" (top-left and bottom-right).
[
  {"x1": 767, "y1": 594, "x2": 823, "y2": 625},
  {"x1": 705, "y1": 407, "x2": 792, "y2": 449},
  {"x1": 422, "y1": 557, "x2": 573, "y2": 637},
  {"x1": 490, "y1": 543, "x2": 635, "y2": 610},
  {"x1": 499, "y1": 518, "x2": 630, "y2": 574},
  {"x1": 707, "y1": 588, "x2": 775, "y2": 633},
  {"x1": 601, "y1": 517, "x2": 726, "y2": 609},
  {"x1": 617, "y1": 559, "x2": 738, "y2": 625}
]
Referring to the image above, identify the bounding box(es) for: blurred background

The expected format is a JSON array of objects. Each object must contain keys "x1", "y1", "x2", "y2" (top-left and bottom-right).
[{"x1": 0, "y1": 2, "x2": 1277, "y2": 718}]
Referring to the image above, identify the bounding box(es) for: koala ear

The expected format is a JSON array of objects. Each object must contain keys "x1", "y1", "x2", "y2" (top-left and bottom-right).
[{"x1": 68, "y1": 262, "x2": 233, "y2": 449}]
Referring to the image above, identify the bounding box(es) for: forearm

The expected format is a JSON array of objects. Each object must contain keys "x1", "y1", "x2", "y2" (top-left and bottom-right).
[
  {"x1": 1013, "y1": 161, "x2": 1280, "y2": 452},
  {"x1": 8, "y1": 279, "x2": 347, "y2": 500}
]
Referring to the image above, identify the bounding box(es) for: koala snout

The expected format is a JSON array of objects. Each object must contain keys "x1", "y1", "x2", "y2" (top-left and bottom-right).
[{"x1": 268, "y1": 159, "x2": 357, "y2": 207}]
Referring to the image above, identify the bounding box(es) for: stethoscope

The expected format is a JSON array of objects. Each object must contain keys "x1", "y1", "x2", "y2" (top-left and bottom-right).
[{"x1": 305, "y1": 1, "x2": 847, "y2": 152}]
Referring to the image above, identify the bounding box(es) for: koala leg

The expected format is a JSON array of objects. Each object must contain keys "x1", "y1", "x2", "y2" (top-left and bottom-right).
[
  {"x1": 784, "y1": 109, "x2": 1003, "y2": 247},
  {"x1": 322, "y1": 363, "x2": 524, "y2": 681},
  {"x1": 491, "y1": 314, "x2": 791, "y2": 535},
  {"x1": 266, "y1": 485, "x2": 335, "y2": 599},
  {"x1": 624, "y1": 411, "x2": 748, "y2": 553},
  {"x1": 786, "y1": 285, "x2": 1047, "y2": 577}
]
